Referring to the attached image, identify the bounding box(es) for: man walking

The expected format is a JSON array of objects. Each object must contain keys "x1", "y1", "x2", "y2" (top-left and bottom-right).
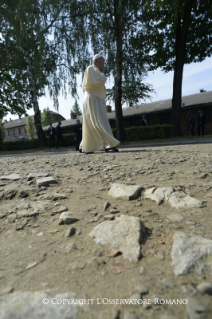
[
  {"x1": 188, "y1": 113, "x2": 195, "y2": 137},
  {"x1": 140, "y1": 115, "x2": 148, "y2": 126},
  {"x1": 48, "y1": 123, "x2": 55, "y2": 149},
  {"x1": 74, "y1": 119, "x2": 82, "y2": 151},
  {"x1": 79, "y1": 54, "x2": 120, "y2": 154},
  {"x1": 55, "y1": 121, "x2": 66, "y2": 149},
  {"x1": 197, "y1": 110, "x2": 206, "y2": 136}
]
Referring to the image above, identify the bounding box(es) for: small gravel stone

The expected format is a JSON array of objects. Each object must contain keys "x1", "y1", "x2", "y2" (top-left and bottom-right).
[
  {"x1": 196, "y1": 282, "x2": 212, "y2": 295},
  {"x1": 162, "y1": 277, "x2": 174, "y2": 288}
]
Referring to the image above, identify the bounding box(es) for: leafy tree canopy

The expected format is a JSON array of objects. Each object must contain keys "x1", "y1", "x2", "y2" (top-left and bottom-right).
[
  {"x1": 71, "y1": 100, "x2": 82, "y2": 116},
  {"x1": 41, "y1": 107, "x2": 54, "y2": 126}
]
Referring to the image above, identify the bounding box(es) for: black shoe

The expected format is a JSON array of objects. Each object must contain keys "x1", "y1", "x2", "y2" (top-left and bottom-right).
[
  {"x1": 79, "y1": 149, "x2": 82, "y2": 153},
  {"x1": 85, "y1": 152, "x2": 94, "y2": 154},
  {"x1": 105, "y1": 148, "x2": 119, "y2": 153}
]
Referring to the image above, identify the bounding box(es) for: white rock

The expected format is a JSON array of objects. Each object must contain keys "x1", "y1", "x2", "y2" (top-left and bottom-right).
[
  {"x1": 171, "y1": 231, "x2": 212, "y2": 276},
  {"x1": 36, "y1": 177, "x2": 57, "y2": 187},
  {"x1": 196, "y1": 282, "x2": 212, "y2": 295},
  {"x1": 108, "y1": 183, "x2": 143, "y2": 200},
  {"x1": 53, "y1": 193, "x2": 67, "y2": 200},
  {"x1": 167, "y1": 214, "x2": 184, "y2": 222},
  {"x1": 168, "y1": 192, "x2": 203, "y2": 209},
  {"x1": 89, "y1": 214, "x2": 145, "y2": 262},
  {"x1": 0, "y1": 174, "x2": 21, "y2": 181},
  {"x1": 144, "y1": 187, "x2": 203, "y2": 209},
  {"x1": 59, "y1": 212, "x2": 79, "y2": 225},
  {"x1": 27, "y1": 173, "x2": 49, "y2": 181}
]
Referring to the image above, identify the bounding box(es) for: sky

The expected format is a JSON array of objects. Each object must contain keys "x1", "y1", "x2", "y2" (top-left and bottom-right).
[{"x1": 4, "y1": 56, "x2": 212, "y2": 121}]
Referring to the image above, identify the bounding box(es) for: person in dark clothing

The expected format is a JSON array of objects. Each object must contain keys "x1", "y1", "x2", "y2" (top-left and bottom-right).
[
  {"x1": 0, "y1": 128, "x2": 4, "y2": 151},
  {"x1": 48, "y1": 123, "x2": 56, "y2": 149},
  {"x1": 197, "y1": 110, "x2": 206, "y2": 136},
  {"x1": 188, "y1": 113, "x2": 195, "y2": 136},
  {"x1": 140, "y1": 115, "x2": 148, "y2": 126},
  {"x1": 55, "y1": 121, "x2": 65, "y2": 148},
  {"x1": 74, "y1": 119, "x2": 82, "y2": 151}
]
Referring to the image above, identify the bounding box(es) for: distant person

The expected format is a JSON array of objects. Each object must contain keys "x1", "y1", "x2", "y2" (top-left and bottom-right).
[
  {"x1": 140, "y1": 115, "x2": 148, "y2": 126},
  {"x1": 74, "y1": 119, "x2": 82, "y2": 151},
  {"x1": 188, "y1": 113, "x2": 195, "y2": 137},
  {"x1": 55, "y1": 121, "x2": 66, "y2": 149},
  {"x1": 197, "y1": 110, "x2": 206, "y2": 136},
  {"x1": 0, "y1": 128, "x2": 4, "y2": 151},
  {"x1": 48, "y1": 123, "x2": 55, "y2": 149}
]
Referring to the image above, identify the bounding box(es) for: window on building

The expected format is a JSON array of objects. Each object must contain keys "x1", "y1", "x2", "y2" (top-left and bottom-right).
[
  {"x1": 203, "y1": 107, "x2": 212, "y2": 123},
  {"x1": 13, "y1": 129, "x2": 16, "y2": 135},
  {"x1": 8, "y1": 130, "x2": 10, "y2": 136},
  {"x1": 24, "y1": 127, "x2": 27, "y2": 133},
  {"x1": 19, "y1": 128, "x2": 21, "y2": 134}
]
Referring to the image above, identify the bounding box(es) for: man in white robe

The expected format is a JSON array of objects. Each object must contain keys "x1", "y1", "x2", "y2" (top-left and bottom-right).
[{"x1": 79, "y1": 54, "x2": 120, "y2": 154}]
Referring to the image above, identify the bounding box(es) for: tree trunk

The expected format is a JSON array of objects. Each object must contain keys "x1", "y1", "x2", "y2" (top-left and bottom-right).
[
  {"x1": 24, "y1": 50, "x2": 47, "y2": 147},
  {"x1": 114, "y1": 0, "x2": 127, "y2": 142},
  {"x1": 172, "y1": 0, "x2": 195, "y2": 136}
]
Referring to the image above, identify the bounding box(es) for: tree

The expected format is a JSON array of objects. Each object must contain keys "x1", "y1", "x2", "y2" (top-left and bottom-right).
[
  {"x1": 0, "y1": 121, "x2": 6, "y2": 141},
  {"x1": 25, "y1": 116, "x2": 35, "y2": 140},
  {"x1": 0, "y1": 0, "x2": 90, "y2": 146},
  {"x1": 86, "y1": 0, "x2": 154, "y2": 141},
  {"x1": 71, "y1": 100, "x2": 82, "y2": 116},
  {"x1": 41, "y1": 107, "x2": 54, "y2": 127},
  {"x1": 143, "y1": 0, "x2": 212, "y2": 135}
]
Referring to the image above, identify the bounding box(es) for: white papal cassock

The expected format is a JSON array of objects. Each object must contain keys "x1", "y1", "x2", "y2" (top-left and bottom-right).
[{"x1": 80, "y1": 64, "x2": 120, "y2": 153}]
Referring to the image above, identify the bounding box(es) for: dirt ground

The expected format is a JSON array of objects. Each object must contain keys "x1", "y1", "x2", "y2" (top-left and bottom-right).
[{"x1": 0, "y1": 143, "x2": 212, "y2": 319}]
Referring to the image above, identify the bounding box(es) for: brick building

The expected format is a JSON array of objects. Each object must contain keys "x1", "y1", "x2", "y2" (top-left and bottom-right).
[
  {"x1": 4, "y1": 111, "x2": 66, "y2": 141},
  {"x1": 43, "y1": 91, "x2": 212, "y2": 136}
]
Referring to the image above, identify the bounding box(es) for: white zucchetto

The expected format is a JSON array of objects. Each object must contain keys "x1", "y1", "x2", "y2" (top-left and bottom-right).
[{"x1": 92, "y1": 54, "x2": 104, "y2": 62}]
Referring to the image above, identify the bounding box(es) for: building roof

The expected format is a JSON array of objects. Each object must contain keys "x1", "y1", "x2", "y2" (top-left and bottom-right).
[
  {"x1": 4, "y1": 111, "x2": 66, "y2": 129},
  {"x1": 42, "y1": 90, "x2": 212, "y2": 130}
]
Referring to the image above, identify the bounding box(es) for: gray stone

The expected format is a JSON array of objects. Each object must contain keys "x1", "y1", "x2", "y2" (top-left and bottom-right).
[
  {"x1": 0, "y1": 213, "x2": 7, "y2": 219},
  {"x1": 103, "y1": 214, "x2": 114, "y2": 220},
  {"x1": 144, "y1": 187, "x2": 203, "y2": 209},
  {"x1": 139, "y1": 266, "x2": 144, "y2": 274},
  {"x1": 196, "y1": 282, "x2": 212, "y2": 295},
  {"x1": 1, "y1": 189, "x2": 17, "y2": 200},
  {"x1": 186, "y1": 298, "x2": 206, "y2": 319},
  {"x1": 63, "y1": 242, "x2": 76, "y2": 253},
  {"x1": 167, "y1": 214, "x2": 184, "y2": 222},
  {"x1": 59, "y1": 212, "x2": 79, "y2": 225},
  {"x1": 135, "y1": 285, "x2": 149, "y2": 295},
  {"x1": 171, "y1": 231, "x2": 212, "y2": 276},
  {"x1": 7, "y1": 214, "x2": 17, "y2": 223},
  {"x1": 108, "y1": 183, "x2": 143, "y2": 200},
  {"x1": 36, "y1": 176, "x2": 57, "y2": 187},
  {"x1": 0, "y1": 290, "x2": 88, "y2": 319},
  {"x1": 0, "y1": 174, "x2": 21, "y2": 181},
  {"x1": 169, "y1": 192, "x2": 203, "y2": 209},
  {"x1": 0, "y1": 287, "x2": 14, "y2": 296},
  {"x1": 103, "y1": 202, "x2": 111, "y2": 211},
  {"x1": 19, "y1": 190, "x2": 29, "y2": 198},
  {"x1": 199, "y1": 173, "x2": 208, "y2": 179},
  {"x1": 53, "y1": 193, "x2": 67, "y2": 200},
  {"x1": 108, "y1": 208, "x2": 120, "y2": 214},
  {"x1": 58, "y1": 206, "x2": 68, "y2": 213},
  {"x1": 89, "y1": 214, "x2": 145, "y2": 262},
  {"x1": 123, "y1": 313, "x2": 137, "y2": 319},
  {"x1": 27, "y1": 172, "x2": 49, "y2": 181},
  {"x1": 162, "y1": 277, "x2": 174, "y2": 288},
  {"x1": 64, "y1": 227, "x2": 76, "y2": 237}
]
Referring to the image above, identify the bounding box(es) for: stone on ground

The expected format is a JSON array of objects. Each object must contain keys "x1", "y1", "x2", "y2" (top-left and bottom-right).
[
  {"x1": 27, "y1": 172, "x2": 49, "y2": 181},
  {"x1": 108, "y1": 183, "x2": 143, "y2": 200},
  {"x1": 89, "y1": 214, "x2": 145, "y2": 262},
  {"x1": 171, "y1": 231, "x2": 212, "y2": 276},
  {"x1": 36, "y1": 176, "x2": 57, "y2": 187},
  {"x1": 0, "y1": 174, "x2": 21, "y2": 181}
]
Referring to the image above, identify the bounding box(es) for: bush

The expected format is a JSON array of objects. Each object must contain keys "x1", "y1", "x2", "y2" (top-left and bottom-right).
[
  {"x1": 3, "y1": 133, "x2": 75, "y2": 151},
  {"x1": 112, "y1": 124, "x2": 173, "y2": 140}
]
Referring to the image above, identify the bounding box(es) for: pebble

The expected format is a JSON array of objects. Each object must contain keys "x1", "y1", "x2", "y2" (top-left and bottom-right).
[
  {"x1": 196, "y1": 282, "x2": 212, "y2": 295},
  {"x1": 64, "y1": 227, "x2": 76, "y2": 237},
  {"x1": 139, "y1": 266, "x2": 144, "y2": 274},
  {"x1": 157, "y1": 253, "x2": 164, "y2": 260},
  {"x1": 162, "y1": 277, "x2": 174, "y2": 288},
  {"x1": 103, "y1": 202, "x2": 111, "y2": 211},
  {"x1": 135, "y1": 285, "x2": 149, "y2": 295},
  {"x1": 103, "y1": 214, "x2": 114, "y2": 220}
]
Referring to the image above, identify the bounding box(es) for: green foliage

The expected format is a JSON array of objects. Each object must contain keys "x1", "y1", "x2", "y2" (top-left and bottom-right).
[
  {"x1": 25, "y1": 116, "x2": 35, "y2": 140},
  {"x1": 71, "y1": 100, "x2": 82, "y2": 116},
  {"x1": 143, "y1": 0, "x2": 212, "y2": 72},
  {"x1": 3, "y1": 133, "x2": 75, "y2": 151},
  {"x1": 0, "y1": 121, "x2": 6, "y2": 141},
  {"x1": 112, "y1": 124, "x2": 173, "y2": 140},
  {"x1": 41, "y1": 107, "x2": 54, "y2": 126}
]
